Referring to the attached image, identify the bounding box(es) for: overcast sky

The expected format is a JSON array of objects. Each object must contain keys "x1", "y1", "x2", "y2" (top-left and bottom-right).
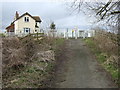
[{"x1": 1, "y1": 1, "x2": 97, "y2": 32}]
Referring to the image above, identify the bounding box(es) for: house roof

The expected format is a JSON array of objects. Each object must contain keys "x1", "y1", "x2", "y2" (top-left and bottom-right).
[
  {"x1": 6, "y1": 24, "x2": 14, "y2": 32},
  {"x1": 12, "y1": 12, "x2": 42, "y2": 23},
  {"x1": 33, "y1": 16, "x2": 41, "y2": 22},
  {"x1": 6, "y1": 24, "x2": 14, "y2": 29}
]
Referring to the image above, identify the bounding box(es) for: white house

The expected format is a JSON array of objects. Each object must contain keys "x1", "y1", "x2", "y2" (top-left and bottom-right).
[{"x1": 6, "y1": 11, "x2": 42, "y2": 36}]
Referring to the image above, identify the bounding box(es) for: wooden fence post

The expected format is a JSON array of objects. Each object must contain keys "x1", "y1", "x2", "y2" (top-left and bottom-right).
[{"x1": 37, "y1": 32, "x2": 38, "y2": 40}]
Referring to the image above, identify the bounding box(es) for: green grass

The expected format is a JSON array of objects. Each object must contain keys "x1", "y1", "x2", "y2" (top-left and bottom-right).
[
  {"x1": 0, "y1": 33, "x2": 5, "y2": 37},
  {"x1": 54, "y1": 38, "x2": 65, "y2": 46},
  {"x1": 97, "y1": 53, "x2": 107, "y2": 63},
  {"x1": 105, "y1": 64, "x2": 118, "y2": 79},
  {"x1": 6, "y1": 58, "x2": 54, "y2": 88},
  {"x1": 84, "y1": 37, "x2": 118, "y2": 84},
  {"x1": 50, "y1": 38, "x2": 65, "y2": 51},
  {"x1": 84, "y1": 38, "x2": 95, "y2": 48}
]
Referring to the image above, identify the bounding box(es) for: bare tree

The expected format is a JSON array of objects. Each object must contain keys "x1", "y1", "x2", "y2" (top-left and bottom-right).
[{"x1": 68, "y1": 0, "x2": 120, "y2": 33}]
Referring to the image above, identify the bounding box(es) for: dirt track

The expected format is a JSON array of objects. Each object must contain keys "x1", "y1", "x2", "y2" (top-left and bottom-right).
[{"x1": 53, "y1": 39, "x2": 117, "y2": 88}]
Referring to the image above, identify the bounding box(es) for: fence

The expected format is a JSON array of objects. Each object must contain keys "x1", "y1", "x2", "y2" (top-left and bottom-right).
[
  {"x1": 29, "y1": 32, "x2": 45, "y2": 40},
  {"x1": 5, "y1": 29, "x2": 95, "y2": 39}
]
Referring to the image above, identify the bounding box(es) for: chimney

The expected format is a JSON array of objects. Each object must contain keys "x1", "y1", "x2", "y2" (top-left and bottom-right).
[{"x1": 14, "y1": 11, "x2": 19, "y2": 20}]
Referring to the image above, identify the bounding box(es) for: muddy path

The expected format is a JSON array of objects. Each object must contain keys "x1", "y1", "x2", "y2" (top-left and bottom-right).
[{"x1": 51, "y1": 39, "x2": 117, "y2": 88}]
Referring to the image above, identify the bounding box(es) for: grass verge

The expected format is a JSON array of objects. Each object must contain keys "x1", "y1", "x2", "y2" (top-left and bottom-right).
[{"x1": 84, "y1": 37, "x2": 118, "y2": 85}]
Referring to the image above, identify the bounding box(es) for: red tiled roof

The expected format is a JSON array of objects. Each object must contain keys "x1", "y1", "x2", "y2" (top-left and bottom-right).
[{"x1": 6, "y1": 24, "x2": 14, "y2": 32}]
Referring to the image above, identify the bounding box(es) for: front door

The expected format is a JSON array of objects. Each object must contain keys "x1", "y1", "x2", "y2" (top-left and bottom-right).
[{"x1": 24, "y1": 28, "x2": 30, "y2": 34}]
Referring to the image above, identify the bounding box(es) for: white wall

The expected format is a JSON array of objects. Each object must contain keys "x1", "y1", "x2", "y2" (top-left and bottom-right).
[{"x1": 14, "y1": 15, "x2": 36, "y2": 35}]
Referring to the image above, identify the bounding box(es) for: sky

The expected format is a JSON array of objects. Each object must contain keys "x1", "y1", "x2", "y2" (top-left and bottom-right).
[{"x1": 0, "y1": 1, "x2": 97, "y2": 33}]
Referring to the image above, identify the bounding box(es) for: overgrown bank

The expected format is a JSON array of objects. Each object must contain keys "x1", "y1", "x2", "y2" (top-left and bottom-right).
[
  {"x1": 84, "y1": 31, "x2": 119, "y2": 85},
  {"x1": 2, "y1": 36, "x2": 65, "y2": 88}
]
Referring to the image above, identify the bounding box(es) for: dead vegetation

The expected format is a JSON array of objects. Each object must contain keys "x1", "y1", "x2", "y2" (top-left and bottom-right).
[
  {"x1": 2, "y1": 36, "x2": 37, "y2": 72},
  {"x1": 84, "y1": 29, "x2": 119, "y2": 84},
  {"x1": 2, "y1": 35, "x2": 65, "y2": 88},
  {"x1": 94, "y1": 30, "x2": 118, "y2": 66},
  {"x1": 2, "y1": 36, "x2": 39, "y2": 87},
  {"x1": 2, "y1": 37, "x2": 25, "y2": 71}
]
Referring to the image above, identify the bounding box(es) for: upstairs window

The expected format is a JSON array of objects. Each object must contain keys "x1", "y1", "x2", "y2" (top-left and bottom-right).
[{"x1": 24, "y1": 17, "x2": 29, "y2": 22}]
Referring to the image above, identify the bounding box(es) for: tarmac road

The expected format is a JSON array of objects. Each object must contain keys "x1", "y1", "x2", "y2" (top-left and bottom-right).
[{"x1": 53, "y1": 39, "x2": 117, "y2": 88}]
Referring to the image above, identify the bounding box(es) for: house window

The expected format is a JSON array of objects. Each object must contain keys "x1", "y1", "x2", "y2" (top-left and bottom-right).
[
  {"x1": 24, "y1": 17, "x2": 29, "y2": 22},
  {"x1": 24, "y1": 28, "x2": 30, "y2": 34},
  {"x1": 35, "y1": 30, "x2": 37, "y2": 32}
]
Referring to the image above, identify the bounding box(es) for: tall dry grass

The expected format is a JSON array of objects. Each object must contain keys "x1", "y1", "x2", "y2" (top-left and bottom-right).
[{"x1": 94, "y1": 30, "x2": 118, "y2": 68}]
